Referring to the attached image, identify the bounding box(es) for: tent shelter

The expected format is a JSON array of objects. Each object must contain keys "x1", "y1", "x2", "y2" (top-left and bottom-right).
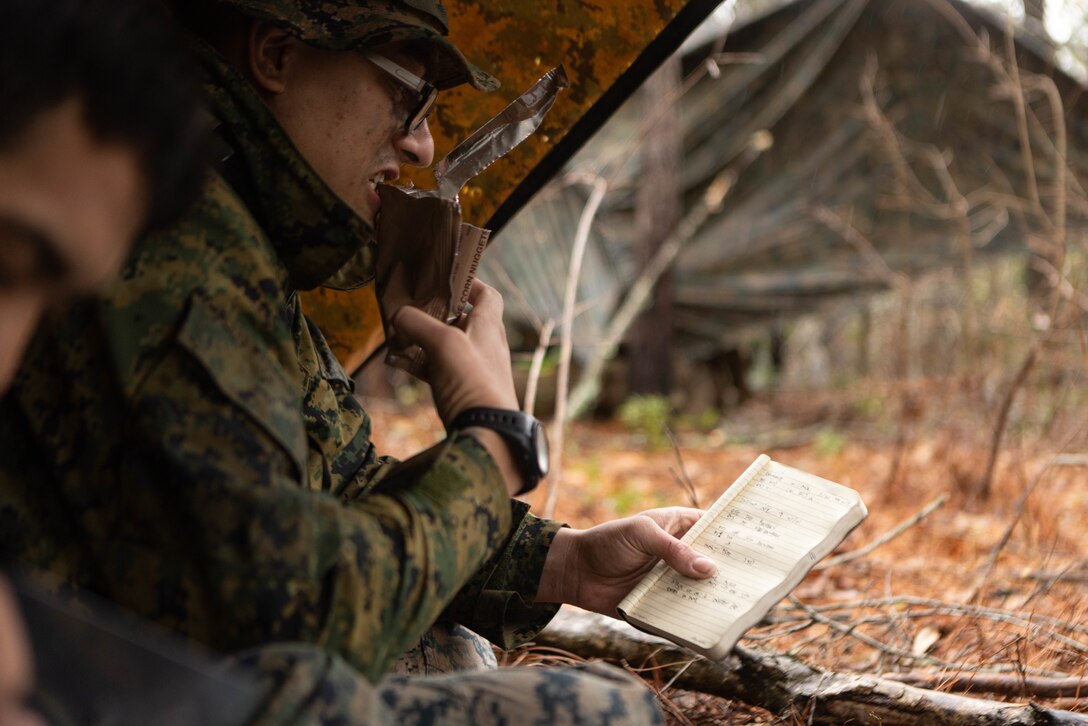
[{"x1": 484, "y1": 0, "x2": 1088, "y2": 369}]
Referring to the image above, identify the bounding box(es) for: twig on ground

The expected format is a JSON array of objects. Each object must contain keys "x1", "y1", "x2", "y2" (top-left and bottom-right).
[
  {"x1": 886, "y1": 672, "x2": 1088, "y2": 699},
  {"x1": 790, "y1": 596, "x2": 1088, "y2": 639},
  {"x1": 816, "y1": 494, "x2": 946, "y2": 570},
  {"x1": 768, "y1": 597, "x2": 1088, "y2": 658},
  {"x1": 540, "y1": 610, "x2": 1088, "y2": 724},
  {"x1": 1017, "y1": 568, "x2": 1088, "y2": 584},
  {"x1": 661, "y1": 658, "x2": 699, "y2": 695},
  {"x1": 786, "y1": 597, "x2": 1085, "y2": 673},
  {"x1": 971, "y1": 423, "x2": 1087, "y2": 602}
]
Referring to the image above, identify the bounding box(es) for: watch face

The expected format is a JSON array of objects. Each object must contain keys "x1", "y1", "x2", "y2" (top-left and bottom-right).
[{"x1": 532, "y1": 423, "x2": 550, "y2": 477}]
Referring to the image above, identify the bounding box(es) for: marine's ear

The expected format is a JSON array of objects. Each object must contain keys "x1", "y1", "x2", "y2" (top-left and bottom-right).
[{"x1": 245, "y1": 21, "x2": 298, "y2": 96}]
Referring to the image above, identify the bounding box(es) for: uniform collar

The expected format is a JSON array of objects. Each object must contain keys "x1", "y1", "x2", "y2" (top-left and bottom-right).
[{"x1": 197, "y1": 42, "x2": 377, "y2": 292}]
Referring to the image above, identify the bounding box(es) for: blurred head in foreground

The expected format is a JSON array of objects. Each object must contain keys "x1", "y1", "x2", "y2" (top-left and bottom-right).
[
  {"x1": 0, "y1": 0, "x2": 207, "y2": 721},
  {"x1": 0, "y1": 0, "x2": 207, "y2": 391},
  {"x1": 0, "y1": 577, "x2": 38, "y2": 726}
]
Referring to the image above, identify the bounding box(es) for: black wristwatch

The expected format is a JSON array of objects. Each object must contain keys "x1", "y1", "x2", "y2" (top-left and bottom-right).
[{"x1": 449, "y1": 407, "x2": 550, "y2": 496}]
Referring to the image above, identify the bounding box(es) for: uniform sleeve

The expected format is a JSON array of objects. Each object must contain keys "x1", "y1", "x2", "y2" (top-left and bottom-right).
[
  {"x1": 349, "y1": 425, "x2": 566, "y2": 648},
  {"x1": 441, "y1": 504, "x2": 565, "y2": 648},
  {"x1": 116, "y1": 291, "x2": 513, "y2": 683}
]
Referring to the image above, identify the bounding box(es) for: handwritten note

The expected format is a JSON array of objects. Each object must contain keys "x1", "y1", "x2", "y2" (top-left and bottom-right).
[{"x1": 617, "y1": 455, "x2": 866, "y2": 653}]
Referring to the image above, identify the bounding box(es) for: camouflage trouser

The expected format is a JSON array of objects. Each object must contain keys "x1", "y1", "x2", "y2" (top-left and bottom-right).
[
  {"x1": 390, "y1": 622, "x2": 499, "y2": 676},
  {"x1": 237, "y1": 634, "x2": 665, "y2": 725}
]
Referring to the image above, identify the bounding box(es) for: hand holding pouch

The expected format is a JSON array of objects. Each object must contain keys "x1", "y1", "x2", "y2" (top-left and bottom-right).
[{"x1": 375, "y1": 67, "x2": 569, "y2": 378}]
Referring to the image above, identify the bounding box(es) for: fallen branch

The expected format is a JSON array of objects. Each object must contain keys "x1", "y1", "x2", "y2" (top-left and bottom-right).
[
  {"x1": 815, "y1": 494, "x2": 946, "y2": 570},
  {"x1": 537, "y1": 610, "x2": 1088, "y2": 725},
  {"x1": 775, "y1": 596, "x2": 1088, "y2": 642},
  {"x1": 784, "y1": 597, "x2": 1069, "y2": 677},
  {"x1": 970, "y1": 423, "x2": 1087, "y2": 604},
  {"x1": 1018, "y1": 570, "x2": 1088, "y2": 585},
  {"x1": 885, "y1": 672, "x2": 1088, "y2": 700}
]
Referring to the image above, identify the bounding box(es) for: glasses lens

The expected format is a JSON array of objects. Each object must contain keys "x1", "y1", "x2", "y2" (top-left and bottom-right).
[{"x1": 407, "y1": 87, "x2": 438, "y2": 134}]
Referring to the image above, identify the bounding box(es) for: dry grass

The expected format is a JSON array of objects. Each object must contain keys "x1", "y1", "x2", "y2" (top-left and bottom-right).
[{"x1": 363, "y1": 373, "x2": 1088, "y2": 722}]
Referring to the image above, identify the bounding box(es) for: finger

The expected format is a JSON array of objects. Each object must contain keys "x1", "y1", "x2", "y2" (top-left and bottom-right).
[
  {"x1": 463, "y1": 280, "x2": 504, "y2": 324},
  {"x1": 392, "y1": 305, "x2": 452, "y2": 350},
  {"x1": 466, "y1": 278, "x2": 499, "y2": 306},
  {"x1": 639, "y1": 507, "x2": 704, "y2": 538},
  {"x1": 633, "y1": 517, "x2": 717, "y2": 579}
]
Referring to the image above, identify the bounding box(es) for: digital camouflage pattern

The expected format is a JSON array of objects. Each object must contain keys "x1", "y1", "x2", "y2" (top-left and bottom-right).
[
  {"x1": 0, "y1": 39, "x2": 561, "y2": 683},
  {"x1": 390, "y1": 622, "x2": 499, "y2": 676},
  {"x1": 218, "y1": 0, "x2": 499, "y2": 91},
  {"x1": 239, "y1": 644, "x2": 665, "y2": 725}
]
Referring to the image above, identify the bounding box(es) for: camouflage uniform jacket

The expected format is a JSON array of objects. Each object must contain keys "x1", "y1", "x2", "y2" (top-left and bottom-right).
[{"x1": 0, "y1": 45, "x2": 561, "y2": 682}]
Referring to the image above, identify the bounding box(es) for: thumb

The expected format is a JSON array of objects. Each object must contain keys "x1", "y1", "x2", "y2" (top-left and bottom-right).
[
  {"x1": 636, "y1": 517, "x2": 717, "y2": 579},
  {"x1": 392, "y1": 305, "x2": 447, "y2": 351}
]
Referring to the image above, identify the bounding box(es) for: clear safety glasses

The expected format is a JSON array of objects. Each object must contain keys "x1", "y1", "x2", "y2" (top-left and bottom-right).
[{"x1": 365, "y1": 53, "x2": 438, "y2": 135}]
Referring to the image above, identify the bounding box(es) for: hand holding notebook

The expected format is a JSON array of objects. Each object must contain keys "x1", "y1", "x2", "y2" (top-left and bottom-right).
[{"x1": 617, "y1": 455, "x2": 868, "y2": 660}]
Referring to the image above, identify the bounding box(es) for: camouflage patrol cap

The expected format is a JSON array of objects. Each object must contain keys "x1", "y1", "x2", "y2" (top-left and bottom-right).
[{"x1": 219, "y1": 0, "x2": 498, "y2": 91}]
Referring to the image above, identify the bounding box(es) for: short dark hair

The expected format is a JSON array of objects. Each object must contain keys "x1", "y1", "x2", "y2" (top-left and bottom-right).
[
  {"x1": 0, "y1": 0, "x2": 209, "y2": 232},
  {"x1": 167, "y1": 0, "x2": 251, "y2": 49}
]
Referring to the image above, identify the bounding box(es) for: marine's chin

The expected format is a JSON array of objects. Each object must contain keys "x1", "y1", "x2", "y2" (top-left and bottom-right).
[
  {"x1": 363, "y1": 181, "x2": 381, "y2": 224},
  {"x1": 343, "y1": 183, "x2": 380, "y2": 227}
]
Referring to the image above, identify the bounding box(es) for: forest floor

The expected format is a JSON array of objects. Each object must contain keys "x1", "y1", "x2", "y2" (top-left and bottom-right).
[{"x1": 362, "y1": 374, "x2": 1088, "y2": 724}]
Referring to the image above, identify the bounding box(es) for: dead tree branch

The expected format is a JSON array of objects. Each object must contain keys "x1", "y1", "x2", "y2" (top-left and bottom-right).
[
  {"x1": 665, "y1": 428, "x2": 700, "y2": 508},
  {"x1": 811, "y1": 204, "x2": 912, "y2": 290},
  {"x1": 537, "y1": 610, "x2": 1088, "y2": 725},
  {"x1": 545, "y1": 175, "x2": 608, "y2": 518},
  {"x1": 567, "y1": 136, "x2": 770, "y2": 417},
  {"x1": 774, "y1": 596, "x2": 1088, "y2": 642},
  {"x1": 974, "y1": 345, "x2": 1039, "y2": 501},
  {"x1": 785, "y1": 597, "x2": 1065, "y2": 677},
  {"x1": 523, "y1": 318, "x2": 556, "y2": 417},
  {"x1": 886, "y1": 672, "x2": 1088, "y2": 700},
  {"x1": 815, "y1": 494, "x2": 946, "y2": 570}
]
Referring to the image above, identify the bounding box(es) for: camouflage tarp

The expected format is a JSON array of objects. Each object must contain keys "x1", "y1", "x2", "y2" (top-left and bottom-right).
[{"x1": 484, "y1": 0, "x2": 1088, "y2": 360}]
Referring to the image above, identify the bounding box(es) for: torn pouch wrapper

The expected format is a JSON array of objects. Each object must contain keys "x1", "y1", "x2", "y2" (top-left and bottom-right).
[
  {"x1": 374, "y1": 66, "x2": 569, "y2": 379},
  {"x1": 376, "y1": 186, "x2": 489, "y2": 377}
]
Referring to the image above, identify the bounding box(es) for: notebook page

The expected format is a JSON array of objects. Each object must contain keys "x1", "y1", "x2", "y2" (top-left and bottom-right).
[
  {"x1": 625, "y1": 461, "x2": 861, "y2": 649},
  {"x1": 617, "y1": 455, "x2": 771, "y2": 616}
]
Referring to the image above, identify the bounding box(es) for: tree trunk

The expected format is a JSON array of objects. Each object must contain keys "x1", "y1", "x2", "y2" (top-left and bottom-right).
[
  {"x1": 628, "y1": 56, "x2": 682, "y2": 396},
  {"x1": 538, "y1": 610, "x2": 1088, "y2": 725},
  {"x1": 1023, "y1": 0, "x2": 1045, "y2": 24}
]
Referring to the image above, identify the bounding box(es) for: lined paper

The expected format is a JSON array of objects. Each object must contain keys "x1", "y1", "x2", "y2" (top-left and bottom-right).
[{"x1": 618, "y1": 456, "x2": 864, "y2": 651}]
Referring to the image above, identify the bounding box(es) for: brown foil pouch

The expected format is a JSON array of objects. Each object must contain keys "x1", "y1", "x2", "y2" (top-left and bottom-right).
[{"x1": 376, "y1": 66, "x2": 569, "y2": 378}]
